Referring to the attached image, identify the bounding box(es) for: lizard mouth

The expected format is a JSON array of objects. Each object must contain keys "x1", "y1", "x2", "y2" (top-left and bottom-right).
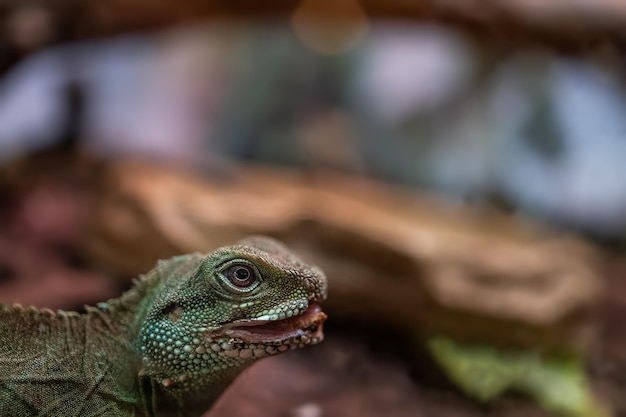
[{"x1": 214, "y1": 304, "x2": 327, "y2": 344}]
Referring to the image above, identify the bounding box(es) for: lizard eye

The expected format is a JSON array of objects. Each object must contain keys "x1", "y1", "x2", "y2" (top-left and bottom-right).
[{"x1": 223, "y1": 264, "x2": 257, "y2": 288}]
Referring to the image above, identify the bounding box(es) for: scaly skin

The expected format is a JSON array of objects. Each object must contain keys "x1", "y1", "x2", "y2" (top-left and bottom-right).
[{"x1": 0, "y1": 236, "x2": 327, "y2": 417}]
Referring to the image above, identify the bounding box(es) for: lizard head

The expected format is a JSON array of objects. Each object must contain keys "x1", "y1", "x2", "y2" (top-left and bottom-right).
[{"x1": 137, "y1": 236, "x2": 327, "y2": 406}]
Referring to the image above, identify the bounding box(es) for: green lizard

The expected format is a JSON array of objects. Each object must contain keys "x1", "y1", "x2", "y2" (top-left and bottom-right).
[{"x1": 0, "y1": 236, "x2": 327, "y2": 417}]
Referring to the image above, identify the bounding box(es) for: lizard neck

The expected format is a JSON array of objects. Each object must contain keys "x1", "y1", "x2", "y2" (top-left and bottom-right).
[
  {"x1": 139, "y1": 364, "x2": 248, "y2": 417},
  {"x1": 95, "y1": 254, "x2": 198, "y2": 340},
  {"x1": 91, "y1": 266, "x2": 166, "y2": 341}
]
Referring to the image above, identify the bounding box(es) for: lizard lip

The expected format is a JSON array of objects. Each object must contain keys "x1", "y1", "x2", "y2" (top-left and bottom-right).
[{"x1": 213, "y1": 304, "x2": 327, "y2": 343}]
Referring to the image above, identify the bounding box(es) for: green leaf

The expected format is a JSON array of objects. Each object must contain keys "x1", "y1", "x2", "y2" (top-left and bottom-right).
[{"x1": 427, "y1": 337, "x2": 610, "y2": 417}]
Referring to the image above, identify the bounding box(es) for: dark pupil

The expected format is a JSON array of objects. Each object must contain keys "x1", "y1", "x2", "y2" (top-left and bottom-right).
[
  {"x1": 225, "y1": 264, "x2": 256, "y2": 288},
  {"x1": 234, "y1": 267, "x2": 250, "y2": 281}
]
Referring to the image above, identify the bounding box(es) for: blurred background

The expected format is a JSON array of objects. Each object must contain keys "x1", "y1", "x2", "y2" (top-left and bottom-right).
[{"x1": 1, "y1": 0, "x2": 626, "y2": 416}]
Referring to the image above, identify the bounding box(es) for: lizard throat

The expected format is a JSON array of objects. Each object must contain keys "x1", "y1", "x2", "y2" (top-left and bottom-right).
[{"x1": 212, "y1": 304, "x2": 327, "y2": 344}]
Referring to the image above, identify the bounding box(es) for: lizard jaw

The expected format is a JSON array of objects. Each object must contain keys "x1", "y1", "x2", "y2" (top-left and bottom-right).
[{"x1": 213, "y1": 304, "x2": 327, "y2": 344}]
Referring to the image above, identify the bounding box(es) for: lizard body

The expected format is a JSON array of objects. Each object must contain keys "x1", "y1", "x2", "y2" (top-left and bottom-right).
[{"x1": 0, "y1": 236, "x2": 327, "y2": 416}]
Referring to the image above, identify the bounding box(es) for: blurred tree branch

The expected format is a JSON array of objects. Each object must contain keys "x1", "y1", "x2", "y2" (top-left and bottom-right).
[{"x1": 0, "y1": 0, "x2": 625, "y2": 67}]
